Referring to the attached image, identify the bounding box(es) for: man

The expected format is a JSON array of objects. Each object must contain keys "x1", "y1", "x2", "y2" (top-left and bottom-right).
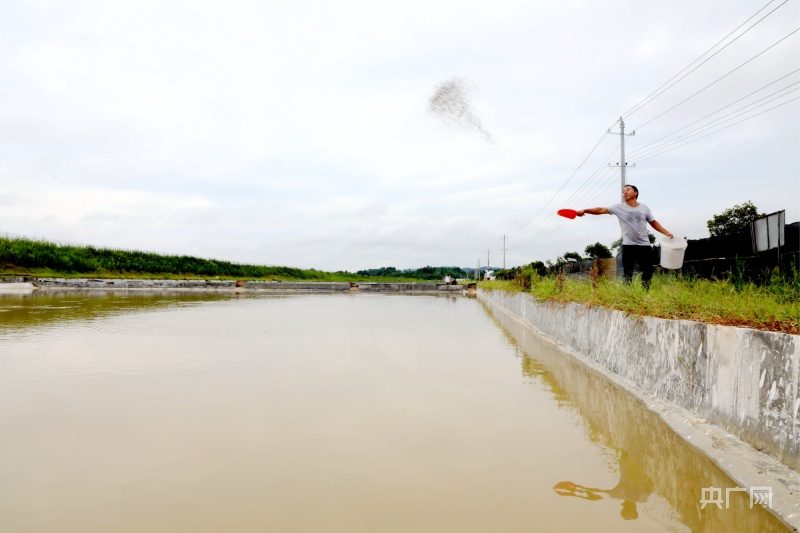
[{"x1": 576, "y1": 185, "x2": 673, "y2": 289}]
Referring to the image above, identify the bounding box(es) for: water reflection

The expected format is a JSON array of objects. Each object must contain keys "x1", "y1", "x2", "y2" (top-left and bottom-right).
[
  {"x1": 553, "y1": 451, "x2": 654, "y2": 521},
  {"x1": 482, "y1": 301, "x2": 787, "y2": 532},
  {"x1": 0, "y1": 290, "x2": 235, "y2": 336}
]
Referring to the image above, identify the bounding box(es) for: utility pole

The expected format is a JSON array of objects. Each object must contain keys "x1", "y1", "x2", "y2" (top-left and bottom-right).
[
  {"x1": 487, "y1": 249, "x2": 490, "y2": 275},
  {"x1": 502, "y1": 235, "x2": 507, "y2": 270},
  {"x1": 476, "y1": 259, "x2": 480, "y2": 281},
  {"x1": 608, "y1": 117, "x2": 635, "y2": 202}
]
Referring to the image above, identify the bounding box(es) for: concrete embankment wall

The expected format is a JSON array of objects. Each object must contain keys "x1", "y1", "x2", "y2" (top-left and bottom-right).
[
  {"x1": 21, "y1": 278, "x2": 465, "y2": 293},
  {"x1": 478, "y1": 289, "x2": 800, "y2": 472},
  {"x1": 484, "y1": 303, "x2": 787, "y2": 531}
]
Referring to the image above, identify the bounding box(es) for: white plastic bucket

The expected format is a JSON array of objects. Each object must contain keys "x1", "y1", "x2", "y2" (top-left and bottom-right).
[{"x1": 660, "y1": 237, "x2": 688, "y2": 269}]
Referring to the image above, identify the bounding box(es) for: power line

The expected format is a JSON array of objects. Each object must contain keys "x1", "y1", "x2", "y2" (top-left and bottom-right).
[
  {"x1": 510, "y1": 168, "x2": 623, "y2": 252},
  {"x1": 630, "y1": 96, "x2": 799, "y2": 164},
  {"x1": 516, "y1": 66, "x2": 797, "y2": 259},
  {"x1": 507, "y1": 166, "x2": 618, "y2": 251},
  {"x1": 505, "y1": 166, "x2": 614, "y2": 250},
  {"x1": 630, "y1": 91, "x2": 799, "y2": 160},
  {"x1": 485, "y1": 235, "x2": 503, "y2": 254},
  {"x1": 505, "y1": 152, "x2": 620, "y2": 251},
  {"x1": 628, "y1": 86, "x2": 800, "y2": 160},
  {"x1": 553, "y1": 156, "x2": 618, "y2": 214},
  {"x1": 633, "y1": 27, "x2": 800, "y2": 131},
  {"x1": 505, "y1": 146, "x2": 620, "y2": 247},
  {"x1": 490, "y1": 3, "x2": 797, "y2": 265},
  {"x1": 573, "y1": 168, "x2": 624, "y2": 212},
  {"x1": 505, "y1": 129, "x2": 610, "y2": 236},
  {"x1": 627, "y1": 70, "x2": 799, "y2": 157},
  {"x1": 569, "y1": 166, "x2": 620, "y2": 209},
  {"x1": 623, "y1": 0, "x2": 788, "y2": 118}
]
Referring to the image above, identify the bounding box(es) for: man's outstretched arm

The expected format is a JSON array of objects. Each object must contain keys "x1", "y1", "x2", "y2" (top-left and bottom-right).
[
  {"x1": 576, "y1": 207, "x2": 610, "y2": 216},
  {"x1": 649, "y1": 220, "x2": 673, "y2": 239}
]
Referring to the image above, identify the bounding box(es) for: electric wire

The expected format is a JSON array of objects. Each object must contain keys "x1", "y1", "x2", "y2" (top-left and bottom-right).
[
  {"x1": 519, "y1": 69, "x2": 798, "y2": 259},
  {"x1": 623, "y1": 0, "x2": 788, "y2": 118},
  {"x1": 628, "y1": 86, "x2": 800, "y2": 160},
  {"x1": 486, "y1": 235, "x2": 502, "y2": 253},
  {"x1": 505, "y1": 109, "x2": 650, "y2": 250},
  {"x1": 504, "y1": 129, "x2": 610, "y2": 236},
  {"x1": 633, "y1": 27, "x2": 800, "y2": 131},
  {"x1": 630, "y1": 92, "x2": 799, "y2": 161},
  {"x1": 506, "y1": 148, "x2": 619, "y2": 244},
  {"x1": 489, "y1": 5, "x2": 797, "y2": 263},
  {"x1": 511, "y1": 168, "x2": 622, "y2": 252},
  {"x1": 564, "y1": 151, "x2": 619, "y2": 209},
  {"x1": 507, "y1": 165, "x2": 619, "y2": 251},
  {"x1": 505, "y1": 152, "x2": 619, "y2": 251},
  {"x1": 502, "y1": 131, "x2": 609, "y2": 240},
  {"x1": 497, "y1": 87, "x2": 647, "y2": 252},
  {"x1": 504, "y1": 152, "x2": 619, "y2": 250},
  {"x1": 569, "y1": 166, "x2": 621, "y2": 209},
  {"x1": 508, "y1": 164, "x2": 632, "y2": 260},
  {"x1": 510, "y1": 132, "x2": 682, "y2": 254},
  {"x1": 499, "y1": 88, "x2": 795, "y2": 257},
  {"x1": 627, "y1": 71, "x2": 799, "y2": 157},
  {"x1": 630, "y1": 96, "x2": 799, "y2": 164}
]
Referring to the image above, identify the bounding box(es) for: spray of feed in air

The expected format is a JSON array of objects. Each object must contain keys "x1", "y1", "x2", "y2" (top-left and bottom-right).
[{"x1": 428, "y1": 77, "x2": 495, "y2": 144}]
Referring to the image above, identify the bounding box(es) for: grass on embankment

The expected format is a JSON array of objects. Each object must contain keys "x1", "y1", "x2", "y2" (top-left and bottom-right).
[
  {"x1": 0, "y1": 236, "x2": 420, "y2": 282},
  {"x1": 480, "y1": 273, "x2": 799, "y2": 335}
]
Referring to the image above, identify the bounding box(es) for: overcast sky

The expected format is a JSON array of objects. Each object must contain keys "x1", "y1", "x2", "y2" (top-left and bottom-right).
[{"x1": 1, "y1": 0, "x2": 798, "y2": 271}]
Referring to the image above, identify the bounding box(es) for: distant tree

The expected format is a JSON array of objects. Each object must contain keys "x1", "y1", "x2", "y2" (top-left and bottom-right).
[
  {"x1": 530, "y1": 261, "x2": 546, "y2": 276},
  {"x1": 356, "y1": 265, "x2": 467, "y2": 280},
  {"x1": 563, "y1": 251, "x2": 582, "y2": 261},
  {"x1": 495, "y1": 268, "x2": 516, "y2": 280},
  {"x1": 584, "y1": 242, "x2": 612, "y2": 258},
  {"x1": 357, "y1": 266, "x2": 400, "y2": 276},
  {"x1": 707, "y1": 201, "x2": 763, "y2": 237}
]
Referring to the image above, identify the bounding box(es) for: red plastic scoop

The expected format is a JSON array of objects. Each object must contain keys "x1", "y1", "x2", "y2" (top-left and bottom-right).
[{"x1": 557, "y1": 209, "x2": 578, "y2": 219}]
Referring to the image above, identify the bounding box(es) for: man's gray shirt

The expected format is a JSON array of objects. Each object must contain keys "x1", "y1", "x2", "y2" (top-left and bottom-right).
[{"x1": 608, "y1": 203, "x2": 654, "y2": 246}]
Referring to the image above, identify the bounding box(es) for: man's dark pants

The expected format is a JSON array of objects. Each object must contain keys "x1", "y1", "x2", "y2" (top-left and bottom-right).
[{"x1": 621, "y1": 245, "x2": 654, "y2": 288}]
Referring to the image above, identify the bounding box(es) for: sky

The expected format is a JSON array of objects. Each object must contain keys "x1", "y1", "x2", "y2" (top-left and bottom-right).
[{"x1": 1, "y1": 0, "x2": 798, "y2": 272}]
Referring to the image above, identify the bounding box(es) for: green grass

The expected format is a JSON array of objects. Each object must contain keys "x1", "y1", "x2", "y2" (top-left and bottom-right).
[
  {"x1": 0, "y1": 236, "x2": 424, "y2": 283},
  {"x1": 480, "y1": 272, "x2": 799, "y2": 334},
  {"x1": 5, "y1": 236, "x2": 796, "y2": 333}
]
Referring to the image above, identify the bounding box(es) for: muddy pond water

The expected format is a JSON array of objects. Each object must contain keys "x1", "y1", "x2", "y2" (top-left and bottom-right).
[{"x1": 0, "y1": 291, "x2": 786, "y2": 532}]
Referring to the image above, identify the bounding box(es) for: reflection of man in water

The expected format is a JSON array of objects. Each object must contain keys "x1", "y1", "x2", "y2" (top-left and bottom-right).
[{"x1": 553, "y1": 451, "x2": 654, "y2": 520}]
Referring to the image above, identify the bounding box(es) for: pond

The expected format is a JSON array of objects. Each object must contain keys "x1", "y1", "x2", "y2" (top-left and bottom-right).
[{"x1": 0, "y1": 291, "x2": 785, "y2": 532}]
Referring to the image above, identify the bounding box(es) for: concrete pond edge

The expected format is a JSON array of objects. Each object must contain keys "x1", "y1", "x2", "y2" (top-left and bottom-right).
[
  {"x1": 478, "y1": 288, "x2": 799, "y2": 531},
  {"x1": 1, "y1": 278, "x2": 466, "y2": 293}
]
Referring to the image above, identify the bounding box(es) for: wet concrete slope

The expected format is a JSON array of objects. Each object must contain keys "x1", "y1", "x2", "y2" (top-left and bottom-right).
[
  {"x1": 483, "y1": 301, "x2": 788, "y2": 531},
  {"x1": 479, "y1": 288, "x2": 799, "y2": 530}
]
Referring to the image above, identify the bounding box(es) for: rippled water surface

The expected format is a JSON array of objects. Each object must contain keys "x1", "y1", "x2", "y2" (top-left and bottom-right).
[{"x1": 0, "y1": 291, "x2": 786, "y2": 532}]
